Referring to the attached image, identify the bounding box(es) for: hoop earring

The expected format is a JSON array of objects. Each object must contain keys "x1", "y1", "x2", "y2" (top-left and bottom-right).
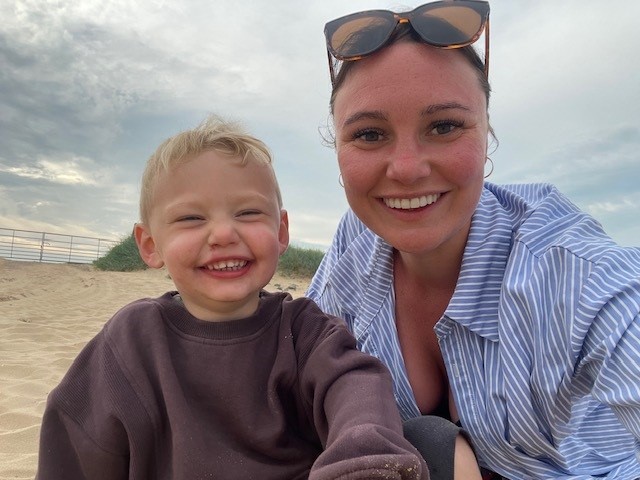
[
  {"x1": 338, "y1": 174, "x2": 344, "y2": 188},
  {"x1": 484, "y1": 156, "x2": 494, "y2": 179}
]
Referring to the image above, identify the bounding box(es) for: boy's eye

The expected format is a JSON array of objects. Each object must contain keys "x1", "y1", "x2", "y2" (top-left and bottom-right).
[
  {"x1": 177, "y1": 215, "x2": 203, "y2": 222},
  {"x1": 238, "y1": 210, "x2": 261, "y2": 217}
]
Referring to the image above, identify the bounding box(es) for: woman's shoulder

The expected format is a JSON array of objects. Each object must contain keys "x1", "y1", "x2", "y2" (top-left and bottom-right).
[
  {"x1": 315, "y1": 210, "x2": 390, "y2": 277},
  {"x1": 482, "y1": 182, "x2": 573, "y2": 216},
  {"x1": 307, "y1": 210, "x2": 393, "y2": 316},
  {"x1": 484, "y1": 183, "x2": 640, "y2": 274},
  {"x1": 333, "y1": 209, "x2": 377, "y2": 250}
]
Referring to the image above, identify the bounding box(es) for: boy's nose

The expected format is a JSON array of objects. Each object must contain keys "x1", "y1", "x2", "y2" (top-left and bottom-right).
[{"x1": 207, "y1": 222, "x2": 239, "y2": 247}]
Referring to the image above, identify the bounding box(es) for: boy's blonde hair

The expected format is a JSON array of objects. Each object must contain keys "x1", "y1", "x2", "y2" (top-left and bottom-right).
[{"x1": 139, "y1": 115, "x2": 282, "y2": 223}]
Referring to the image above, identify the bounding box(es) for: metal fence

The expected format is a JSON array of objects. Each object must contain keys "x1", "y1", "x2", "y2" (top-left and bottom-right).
[{"x1": 0, "y1": 228, "x2": 118, "y2": 264}]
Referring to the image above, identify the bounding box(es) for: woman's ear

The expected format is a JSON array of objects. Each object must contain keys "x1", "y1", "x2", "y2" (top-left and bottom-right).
[{"x1": 133, "y1": 223, "x2": 165, "y2": 269}]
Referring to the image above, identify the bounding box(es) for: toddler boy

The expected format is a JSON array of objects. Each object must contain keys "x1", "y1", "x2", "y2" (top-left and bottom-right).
[{"x1": 36, "y1": 116, "x2": 428, "y2": 479}]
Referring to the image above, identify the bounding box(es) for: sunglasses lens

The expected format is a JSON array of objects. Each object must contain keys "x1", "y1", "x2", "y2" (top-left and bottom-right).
[
  {"x1": 411, "y1": 4, "x2": 485, "y2": 46},
  {"x1": 326, "y1": 12, "x2": 396, "y2": 59}
]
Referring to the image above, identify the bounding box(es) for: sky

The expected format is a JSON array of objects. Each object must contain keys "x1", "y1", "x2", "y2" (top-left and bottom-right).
[{"x1": 1, "y1": 0, "x2": 639, "y2": 250}]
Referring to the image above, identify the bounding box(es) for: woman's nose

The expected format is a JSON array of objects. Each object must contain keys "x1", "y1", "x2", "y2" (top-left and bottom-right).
[{"x1": 385, "y1": 142, "x2": 432, "y2": 184}]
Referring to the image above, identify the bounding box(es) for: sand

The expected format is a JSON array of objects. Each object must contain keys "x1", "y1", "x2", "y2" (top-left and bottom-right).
[{"x1": 0, "y1": 257, "x2": 310, "y2": 479}]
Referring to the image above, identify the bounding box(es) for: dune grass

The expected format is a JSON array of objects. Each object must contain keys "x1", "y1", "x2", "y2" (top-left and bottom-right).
[
  {"x1": 93, "y1": 234, "x2": 148, "y2": 272},
  {"x1": 94, "y1": 234, "x2": 324, "y2": 278},
  {"x1": 279, "y1": 245, "x2": 325, "y2": 278}
]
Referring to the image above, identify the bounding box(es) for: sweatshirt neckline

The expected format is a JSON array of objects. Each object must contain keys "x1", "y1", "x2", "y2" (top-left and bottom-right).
[{"x1": 155, "y1": 291, "x2": 288, "y2": 342}]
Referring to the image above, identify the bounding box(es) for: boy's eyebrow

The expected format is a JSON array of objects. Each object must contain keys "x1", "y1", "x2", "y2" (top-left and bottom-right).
[
  {"x1": 230, "y1": 191, "x2": 274, "y2": 203},
  {"x1": 164, "y1": 192, "x2": 275, "y2": 210}
]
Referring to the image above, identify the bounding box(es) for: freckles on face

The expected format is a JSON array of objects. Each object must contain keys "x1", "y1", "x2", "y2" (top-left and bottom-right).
[
  {"x1": 333, "y1": 42, "x2": 489, "y2": 178},
  {"x1": 331, "y1": 42, "x2": 489, "y2": 254}
]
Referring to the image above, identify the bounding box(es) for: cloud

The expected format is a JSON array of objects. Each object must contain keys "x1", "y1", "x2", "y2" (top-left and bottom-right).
[
  {"x1": 0, "y1": 155, "x2": 110, "y2": 186},
  {"x1": 504, "y1": 125, "x2": 639, "y2": 188},
  {"x1": 1, "y1": 0, "x2": 638, "y2": 249},
  {"x1": 587, "y1": 197, "x2": 639, "y2": 216}
]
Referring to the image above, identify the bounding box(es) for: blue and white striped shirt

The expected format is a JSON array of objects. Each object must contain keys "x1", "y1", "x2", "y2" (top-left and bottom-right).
[{"x1": 307, "y1": 183, "x2": 640, "y2": 479}]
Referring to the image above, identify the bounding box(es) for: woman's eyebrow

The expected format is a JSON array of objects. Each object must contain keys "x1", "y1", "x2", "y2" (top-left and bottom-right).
[
  {"x1": 423, "y1": 102, "x2": 470, "y2": 115},
  {"x1": 343, "y1": 103, "x2": 470, "y2": 126},
  {"x1": 343, "y1": 110, "x2": 388, "y2": 127}
]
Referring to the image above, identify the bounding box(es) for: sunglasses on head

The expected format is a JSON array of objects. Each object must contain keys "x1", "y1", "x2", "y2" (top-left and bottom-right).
[{"x1": 324, "y1": 0, "x2": 490, "y2": 84}]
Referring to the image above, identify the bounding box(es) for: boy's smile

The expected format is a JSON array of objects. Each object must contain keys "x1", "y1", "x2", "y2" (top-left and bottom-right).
[{"x1": 202, "y1": 259, "x2": 248, "y2": 272}]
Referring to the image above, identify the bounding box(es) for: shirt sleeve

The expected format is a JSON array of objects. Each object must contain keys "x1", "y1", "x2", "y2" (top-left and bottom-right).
[
  {"x1": 291, "y1": 301, "x2": 428, "y2": 480},
  {"x1": 576, "y1": 249, "x2": 640, "y2": 443},
  {"x1": 306, "y1": 212, "x2": 349, "y2": 314},
  {"x1": 36, "y1": 334, "x2": 131, "y2": 480},
  {"x1": 306, "y1": 210, "x2": 365, "y2": 331},
  {"x1": 591, "y1": 310, "x2": 640, "y2": 440}
]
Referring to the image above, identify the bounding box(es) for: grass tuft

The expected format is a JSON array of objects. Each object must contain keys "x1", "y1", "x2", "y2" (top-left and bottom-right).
[
  {"x1": 94, "y1": 234, "x2": 147, "y2": 271},
  {"x1": 278, "y1": 245, "x2": 324, "y2": 278}
]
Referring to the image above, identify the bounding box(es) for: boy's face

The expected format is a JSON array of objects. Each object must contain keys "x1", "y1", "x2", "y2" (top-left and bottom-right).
[{"x1": 135, "y1": 151, "x2": 289, "y2": 321}]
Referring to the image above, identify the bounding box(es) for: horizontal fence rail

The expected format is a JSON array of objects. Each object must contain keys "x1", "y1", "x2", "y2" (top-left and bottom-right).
[{"x1": 0, "y1": 228, "x2": 118, "y2": 264}]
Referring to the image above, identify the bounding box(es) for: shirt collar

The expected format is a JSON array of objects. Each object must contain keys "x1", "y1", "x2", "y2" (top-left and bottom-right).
[{"x1": 444, "y1": 185, "x2": 517, "y2": 340}]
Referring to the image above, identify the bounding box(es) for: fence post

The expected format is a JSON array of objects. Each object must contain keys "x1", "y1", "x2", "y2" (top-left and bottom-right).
[
  {"x1": 10, "y1": 230, "x2": 16, "y2": 258},
  {"x1": 69, "y1": 236, "x2": 74, "y2": 262},
  {"x1": 39, "y1": 232, "x2": 46, "y2": 262}
]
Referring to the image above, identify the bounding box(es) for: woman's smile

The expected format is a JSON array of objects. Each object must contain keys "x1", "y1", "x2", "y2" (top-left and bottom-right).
[{"x1": 382, "y1": 193, "x2": 442, "y2": 210}]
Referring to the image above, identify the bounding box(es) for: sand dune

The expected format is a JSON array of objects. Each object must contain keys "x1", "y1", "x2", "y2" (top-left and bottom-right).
[{"x1": 0, "y1": 258, "x2": 309, "y2": 479}]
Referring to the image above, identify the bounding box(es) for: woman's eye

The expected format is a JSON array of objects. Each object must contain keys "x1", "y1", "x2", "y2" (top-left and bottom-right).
[
  {"x1": 353, "y1": 129, "x2": 383, "y2": 142},
  {"x1": 430, "y1": 121, "x2": 462, "y2": 136}
]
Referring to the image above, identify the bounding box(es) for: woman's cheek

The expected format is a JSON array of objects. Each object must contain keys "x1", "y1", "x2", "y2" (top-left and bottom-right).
[
  {"x1": 337, "y1": 145, "x2": 375, "y2": 183},
  {"x1": 447, "y1": 143, "x2": 486, "y2": 185}
]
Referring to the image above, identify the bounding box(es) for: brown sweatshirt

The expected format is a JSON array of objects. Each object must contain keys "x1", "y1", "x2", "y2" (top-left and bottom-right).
[{"x1": 36, "y1": 291, "x2": 428, "y2": 479}]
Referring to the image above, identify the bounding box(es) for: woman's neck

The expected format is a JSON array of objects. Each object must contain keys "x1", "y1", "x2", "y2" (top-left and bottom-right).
[{"x1": 393, "y1": 229, "x2": 468, "y2": 292}]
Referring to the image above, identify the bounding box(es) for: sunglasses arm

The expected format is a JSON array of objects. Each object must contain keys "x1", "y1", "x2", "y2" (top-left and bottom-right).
[
  {"x1": 484, "y1": 17, "x2": 490, "y2": 78},
  {"x1": 327, "y1": 49, "x2": 337, "y2": 86}
]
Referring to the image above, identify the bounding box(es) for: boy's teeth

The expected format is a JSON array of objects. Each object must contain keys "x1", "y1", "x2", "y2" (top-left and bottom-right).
[
  {"x1": 384, "y1": 193, "x2": 441, "y2": 210},
  {"x1": 206, "y1": 260, "x2": 247, "y2": 271}
]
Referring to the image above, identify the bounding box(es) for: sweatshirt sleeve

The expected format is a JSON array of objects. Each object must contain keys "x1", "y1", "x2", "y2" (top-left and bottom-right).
[
  {"x1": 291, "y1": 300, "x2": 429, "y2": 480},
  {"x1": 36, "y1": 332, "x2": 131, "y2": 480}
]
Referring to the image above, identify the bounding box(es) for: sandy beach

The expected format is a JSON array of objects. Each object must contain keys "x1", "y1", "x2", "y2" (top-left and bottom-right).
[{"x1": 0, "y1": 258, "x2": 310, "y2": 479}]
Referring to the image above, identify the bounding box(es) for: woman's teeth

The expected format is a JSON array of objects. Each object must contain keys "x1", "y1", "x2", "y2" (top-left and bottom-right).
[{"x1": 384, "y1": 193, "x2": 440, "y2": 210}]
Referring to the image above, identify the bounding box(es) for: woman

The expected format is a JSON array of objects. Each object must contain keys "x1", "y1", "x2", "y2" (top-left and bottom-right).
[{"x1": 308, "y1": 1, "x2": 640, "y2": 479}]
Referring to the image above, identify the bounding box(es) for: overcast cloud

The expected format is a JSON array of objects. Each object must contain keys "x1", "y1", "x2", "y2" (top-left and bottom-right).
[{"x1": 1, "y1": 0, "x2": 639, "y2": 249}]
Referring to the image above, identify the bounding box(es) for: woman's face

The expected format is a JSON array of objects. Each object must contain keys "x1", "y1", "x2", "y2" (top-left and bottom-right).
[{"x1": 332, "y1": 41, "x2": 489, "y2": 257}]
